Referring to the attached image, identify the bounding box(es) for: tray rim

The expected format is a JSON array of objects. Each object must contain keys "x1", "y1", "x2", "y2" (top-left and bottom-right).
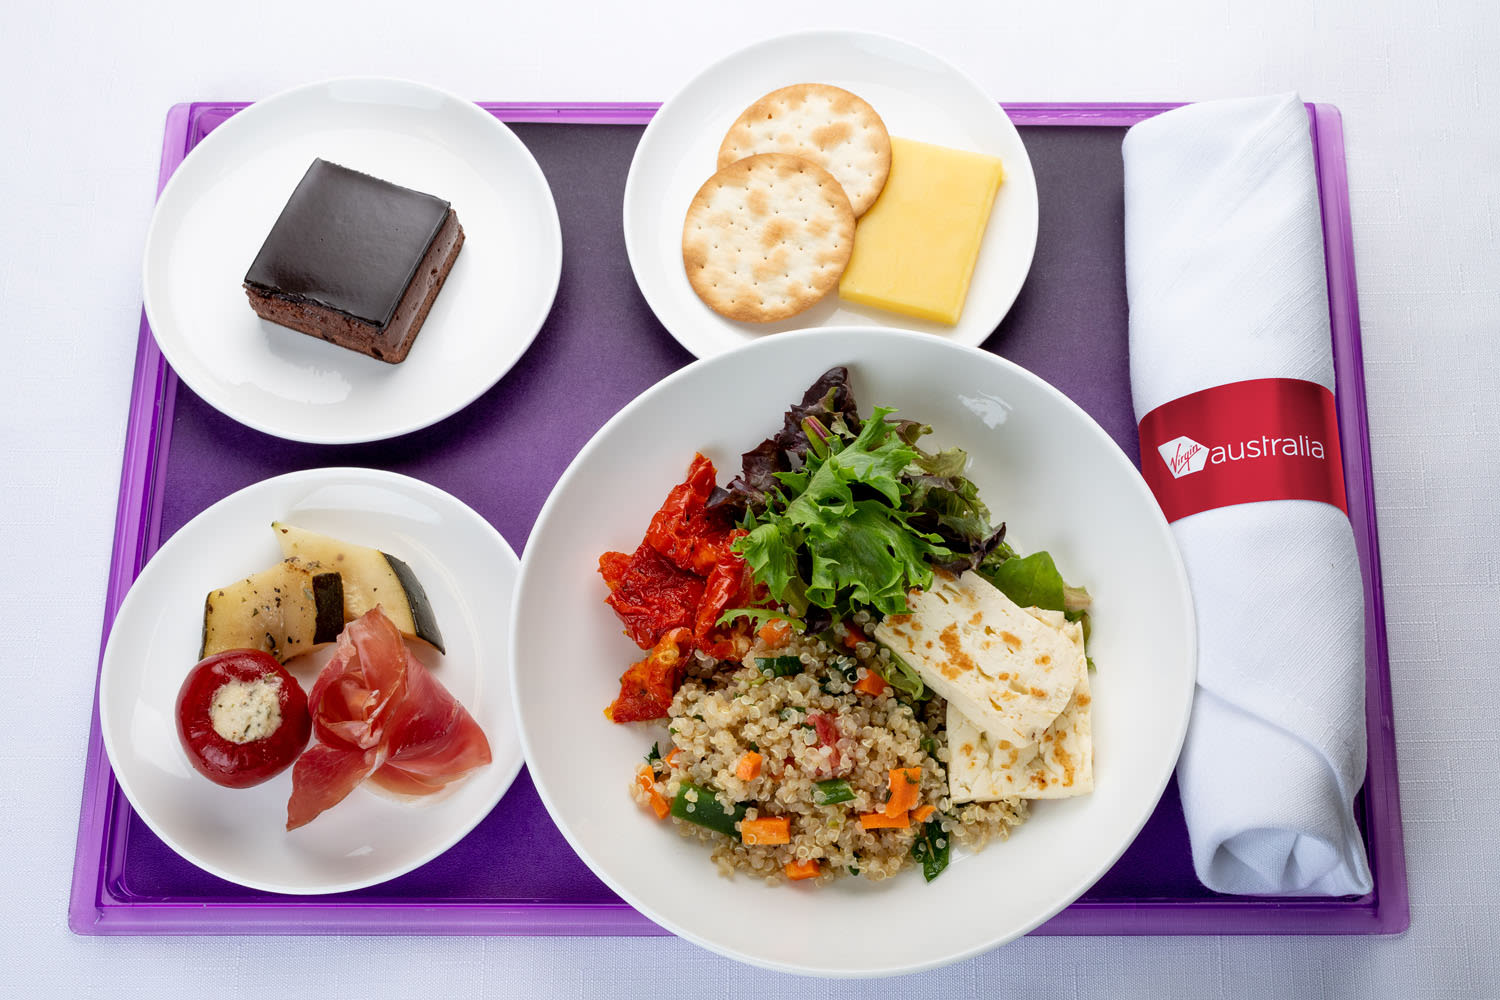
[{"x1": 69, "y1": 99, "x2": 1407, "y2": 937}]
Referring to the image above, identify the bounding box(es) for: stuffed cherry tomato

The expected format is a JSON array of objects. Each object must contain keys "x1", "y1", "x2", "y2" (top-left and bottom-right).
[{"x1": 175, "y1": 649, "x2": 311, "y2": 788}]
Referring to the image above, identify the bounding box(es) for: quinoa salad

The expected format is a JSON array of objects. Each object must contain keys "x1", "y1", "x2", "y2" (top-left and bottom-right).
[{"x1": 599, "y1": 367, "x2": 1094, "y2": 887}]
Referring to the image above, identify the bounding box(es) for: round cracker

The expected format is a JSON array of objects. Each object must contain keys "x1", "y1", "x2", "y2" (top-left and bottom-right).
[
  {"x1": 682, "y1": 153, "x2": 856, "y2": 324},
  {"x1": 717, "y1": 83, "x2": 892, "y2": 216}
]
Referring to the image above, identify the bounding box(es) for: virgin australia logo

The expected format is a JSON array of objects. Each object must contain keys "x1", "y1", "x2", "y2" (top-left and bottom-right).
[{"x1": 1158, "y1": 435, "x2": 1208, "y2": 479}]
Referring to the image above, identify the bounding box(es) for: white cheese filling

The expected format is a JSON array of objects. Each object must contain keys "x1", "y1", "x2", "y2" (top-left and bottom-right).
[{"x1": 209, "y1": 676, "x2": 283, "y2": 743}]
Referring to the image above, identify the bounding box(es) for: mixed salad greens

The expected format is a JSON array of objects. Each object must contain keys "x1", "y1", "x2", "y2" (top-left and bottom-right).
[{"x1": 714, "y1": 367, "x2": 1089, "y2": 699}]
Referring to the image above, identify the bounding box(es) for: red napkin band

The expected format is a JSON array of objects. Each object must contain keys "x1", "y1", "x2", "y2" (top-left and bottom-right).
[{"x1": 1138, "y1": 377, "x2": 1348, "y2": 523}]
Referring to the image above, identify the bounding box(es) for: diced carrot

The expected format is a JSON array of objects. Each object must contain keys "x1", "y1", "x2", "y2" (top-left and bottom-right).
[
  {"x1": 853, "y1": 670, "x2": 889, "y2": 696},
  {"x1": 634, "y1": 765, "x2": 669, "y2": 820},
  {"x1": 841, "y1": 624, "x2": 868, "y2": 649},
  {"x1": 757, "y1": 619, "x2": 793, "y2": 649},
  {"x1": 739, "y1": 816, "x2": 791, "y2": 845},
  {"x1": 784, "y1": 859, "x2": 821, "y2": 881},
  {"x1": 911, "y1": 804, "x2": 936, "y2": 824},
  {"x1": 665, "y1": 747, "x2": 680, "y2": 768},
  {"x1": 736, "y1": 751, "x2": 763, "y2": 781},
  {"x1": 859, "y1": 810, "x2": 910, "y2": 830},
  {"x1": 884, "y1": 767, "x2": 923, "y2": 818}
]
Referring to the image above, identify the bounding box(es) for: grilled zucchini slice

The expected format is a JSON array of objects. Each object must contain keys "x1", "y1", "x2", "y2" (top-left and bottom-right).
[
  {"x1": 201, "y1": 560, "x2": 345, "y2": 662},
  {"x1": 271, "y1": 521, "x2": 445, "y2": 654}
]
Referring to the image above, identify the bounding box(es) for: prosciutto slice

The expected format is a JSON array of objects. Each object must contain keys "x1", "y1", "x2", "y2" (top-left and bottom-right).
[{"x1": 286, "y1": 606, "x2": 491, "y2": 830}]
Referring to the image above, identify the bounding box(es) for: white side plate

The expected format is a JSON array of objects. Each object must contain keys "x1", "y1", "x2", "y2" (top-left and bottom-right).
[
  {"x1": 143, "y1": 78, "x2": 562, "y2": 444},
  {"x1": 623, "y1": 30, "x2": 1039, "y2": 359},
  {"x1": 100, "y1": 468, "x2": 523, "y2": 894}
]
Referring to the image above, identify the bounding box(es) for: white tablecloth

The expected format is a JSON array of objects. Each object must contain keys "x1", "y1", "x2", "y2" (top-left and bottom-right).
[{"x1": 4, "y1": 1, "x2": 1496, "y2": 996}]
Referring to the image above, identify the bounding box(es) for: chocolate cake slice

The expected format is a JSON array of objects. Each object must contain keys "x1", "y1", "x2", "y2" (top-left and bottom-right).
[{"x1": 243, "y1": 159, "x2": 464, "y2": 364}]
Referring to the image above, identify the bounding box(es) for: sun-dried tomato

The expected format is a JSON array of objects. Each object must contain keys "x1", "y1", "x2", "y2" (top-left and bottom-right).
[
  {"x1": 598, "y1": 543, "x2": 704, "y2": 650},
  {"x1": 645, "y1": 452, "x2": 735, "y2": 576},
  {"x1": 693, "y1": 531, "x2": 760, "y2": 660},
  {"x1": 601, "y1": 456, "x2": 774, "y2": 722},
  {"x1": 605, "y1": 627, "x2": 691, "y2": 723}
]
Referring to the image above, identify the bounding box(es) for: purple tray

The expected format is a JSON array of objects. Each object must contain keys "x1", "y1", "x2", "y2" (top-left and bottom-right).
[{"x1": 70, "y1": 101, "x2": 1407, "y2": 937}]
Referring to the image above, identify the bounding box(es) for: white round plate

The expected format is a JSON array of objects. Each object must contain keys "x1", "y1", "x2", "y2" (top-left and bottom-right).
[
  {"x1": 623, "y1": 30, "x2": 1039, "y2": 360},
  {"x1": 512, "y1": 329, "x2": 1195, "y2": 976},
  {"x1": 143, "y1": 78, "x2": 562, "y2": 444},
  {"x1": 100, "y1": 468, "x2": 523, "y2": 894}
]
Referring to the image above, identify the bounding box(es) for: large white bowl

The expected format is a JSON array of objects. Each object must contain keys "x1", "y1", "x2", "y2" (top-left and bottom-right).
[{"x1": 511, "y1": 329, "x2": 1196, "y2": 976}]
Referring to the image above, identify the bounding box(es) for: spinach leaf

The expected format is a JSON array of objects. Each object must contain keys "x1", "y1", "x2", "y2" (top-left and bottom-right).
[
  {"x1": 910, "y1": 817, "x2": 951, "y2": 882},
  {"x1": 756, "y1": 655, "x2": 804, "y2": 678},
  {"x1": 870, "y1": 648, "x2": 928, "y2": 702},
  {"x1": 979, "y1": 550, "x2": 1068, "y2": 611}
]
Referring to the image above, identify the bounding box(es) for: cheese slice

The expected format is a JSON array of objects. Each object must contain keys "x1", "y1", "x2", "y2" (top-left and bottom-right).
[
  {"x1": 947, "y1": 610, "x2": 1094, "y2": 801},
  {"x1": 873, "y1": 570, "x2": 1080, "y2": 748},
  {"x1": 837, "y1": 136, "x2": 1004, "y2": 325}
]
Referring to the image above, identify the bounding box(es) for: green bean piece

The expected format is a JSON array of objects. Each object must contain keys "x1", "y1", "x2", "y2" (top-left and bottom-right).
[
  {"x1": 670, "y1": 780, "x2": 747, "y2": 839},
  {"x1": 813, "y1": 778, "x2": 856, "y2": 806}
]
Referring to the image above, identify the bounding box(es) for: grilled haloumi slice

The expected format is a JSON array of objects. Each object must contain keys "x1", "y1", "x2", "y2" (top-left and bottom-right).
[
  {"x1": 947, "y1": 609, "x2": 1094, "y2": 801},
  {"x1": 873, "y1": 570, "x2": 1081, "y2": 749}
]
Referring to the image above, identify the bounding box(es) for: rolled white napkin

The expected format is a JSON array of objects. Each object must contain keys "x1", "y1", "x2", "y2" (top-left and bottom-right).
[{"x1": 1123, "y1": 94, "x2": 1372, "y2": 895}]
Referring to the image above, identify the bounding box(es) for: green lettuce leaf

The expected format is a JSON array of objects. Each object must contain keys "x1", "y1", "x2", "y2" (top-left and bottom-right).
[
  {"x1": 726, "y1": 370, "x2": 1095, "y2": 683},
  {"x1": 734, "y1": 407, "x2": 954, "y2": 624},
  {"x1": 715, "y1": 606, "x2": 806, "y2": 631},
  {"x1": 826, "y1": 406, "x2": 914, "y2": 505},
  {"x1": 803, "y1": 501, "x2": 950, "y2": 616},
  {"x1": 737, "y1": 520, "x2": 806, "y2": 612}
]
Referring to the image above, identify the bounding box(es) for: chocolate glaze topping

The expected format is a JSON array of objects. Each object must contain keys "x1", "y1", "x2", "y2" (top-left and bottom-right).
[{"x1": 244, "y1": 159, "x2": 452, "y2": 329}]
